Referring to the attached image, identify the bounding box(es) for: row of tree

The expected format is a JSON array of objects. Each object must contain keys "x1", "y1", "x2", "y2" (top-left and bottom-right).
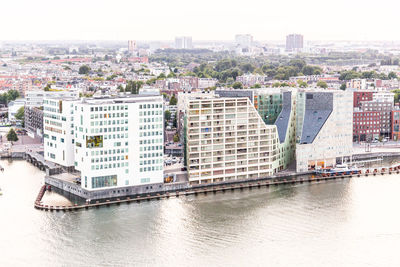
[
  {"x1": 339, "y1": 70, "x2": 397, "y2": 81},
  {"x1": 188, "y1": 59, "x2": 323, "y2": 84},
  {"x1": 0, "y1": 90, "x2": 19, "y2": 106},
  {"x1": 118, "y1": 80, "x2": 144, "y2": 94}
]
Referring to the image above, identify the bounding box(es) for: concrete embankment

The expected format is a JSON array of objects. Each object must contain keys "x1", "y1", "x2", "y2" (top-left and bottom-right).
[{"x1": 35, "y1": 165, "x2": 400, "y2": 212}]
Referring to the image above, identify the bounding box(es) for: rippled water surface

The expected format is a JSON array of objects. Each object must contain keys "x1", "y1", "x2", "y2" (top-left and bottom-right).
[{"x1": 1, "y1": 159, "x2": 400, "y2": 266}]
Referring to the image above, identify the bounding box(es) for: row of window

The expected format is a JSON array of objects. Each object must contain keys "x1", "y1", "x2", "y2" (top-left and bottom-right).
[
  {"x1": 90, "y1": 112, "x2": 127, "y2": 119},
  {"x1": 90, "y1": 148, "x2": 128, "y2": 156},
  {"x1": 139, "y1": 152, "x2": 162, "y2": 159},
  {"x1": 91, "y1": 163, "x2": 128, "y2": 170},
  {"x1": 90, "y1": 127, "x2": 128, "y2": 134},
  {"x1": 140, "y1": 159, "x2": 163, "y2": 165},
  {"x1": 139, "y1": 104, "x2": 162, "y2": 109},
  {"x1": 139, "y1": 131, "x2": 162, "y2": 137},
  {"x1": 139, "y1": 111, "x2": 163, "y2": 116},
  {"x1": 91, "y1": 156, "x2": 128, "y2": 163},
  {"x1": 140, "y1": 166, "x2": 163, "y2": 172},
  {"x1": 139, "y1": 138, "x2": 163, "y2": 145},
  {"x1": 140, "y1": 145, "x2": 163, "y2": 152},
  {"x1": 139, "y1": 124, "x2": 163, "y2": 130},
  {"x1": 90, "y1": 105, "x2": 127, "y2": 112}
]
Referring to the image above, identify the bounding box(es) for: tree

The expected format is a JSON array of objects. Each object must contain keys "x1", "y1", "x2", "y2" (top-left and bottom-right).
[
  {"x1": 7, "y1": 128, "x2": 18, "y2": 142},
  {"x1": 15, "y1": 106, "x2": 24, "y2": 121},
  {"x1": 125, "y1": 80, "x2": 143, "y2": 94},
  {"x1": 339, "y1": 70, "x2": 361, "y2": 81},
  {"x1": 173, "y1": 134, "x2": 180, "y2": 143},
  {"x1": 316, "y1": 80, "x2": 328, "y2": 89},
  {"x1": 340, "y1": 83, "x2": 347, "y2": 91},
  {"x1": 251, "y1": 83, "x2": 261, "y2": 88},
  {"x1": 169, "y1": 95, "x2": 177, "y2": 105},
  {"x1": 297, "y1": 79, "x2": 308, "y2": 88},
  {"x1": 272, "y1": 82, "x2": 281, "y2": 88},
  {"x1": 164, "y1": 110, "x2": 171, "y2": 122},
  {"x1": 0, "y1": 90, "x2": 20, "y2": 106},
  {"x1": 44, "y1": 84, "x2": 51, "y2": 91},
  {"x1": 232, "y1": 82, "x2": 243, "y2": 89},
  {"x1": 157, "y1": 73, "x2": 166, "y2": 79},
  {"x1": 388, "y1": 71, "x2": 398, "y2": 80},
  {"x1": 173, "y1": 111, "x2": 178, "y2": 128},
  {"x1": 78, "y1": 65, "x2": 90, "y2": 75},
  {"x1": 392, "y1": 89, "x2": 400, "y2": 103}
]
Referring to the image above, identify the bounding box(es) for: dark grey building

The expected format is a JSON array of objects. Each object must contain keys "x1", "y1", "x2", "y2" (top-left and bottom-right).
[{"x1": 25, "y1": 106, "x2": 43, "y2": 138}]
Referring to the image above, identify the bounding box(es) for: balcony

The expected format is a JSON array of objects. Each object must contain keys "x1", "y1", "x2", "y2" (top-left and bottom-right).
[
  {"x1": 213, "y1": 151, "x2": 224, "y2": 156},
  {"x1": 190, "y1": 147, "x2": 199, "y2": 152},
  {"x1": 189, "y1": 110, "x2": 199, "y2": 115},
  {"x1": 189, "y1": 153, "x2": 199, "y2": 158},
  {"x1": 237, "y1": 154, "x2": 247, "y2": 160},
  {"x1": 225, "y1": 144, "x2": 235, "y2": 149},
  {"x1": 189, "y1": 129, "x2": 199, "y2": 134}
]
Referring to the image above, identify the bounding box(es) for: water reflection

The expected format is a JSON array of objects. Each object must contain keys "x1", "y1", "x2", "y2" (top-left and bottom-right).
[{"x1": 2, "y1": 159, "x2": 400, "y2": 266}]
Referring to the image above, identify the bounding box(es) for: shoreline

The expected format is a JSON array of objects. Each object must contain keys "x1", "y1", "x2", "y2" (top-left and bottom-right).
[{"x1": 35, "y1": 166, "x2": 400, "y2": 212}]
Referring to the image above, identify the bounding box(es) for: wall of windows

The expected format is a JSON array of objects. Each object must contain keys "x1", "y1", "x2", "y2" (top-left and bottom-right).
[{"x1": 91, "y1": 175, "x2": 117, "y2": 189}]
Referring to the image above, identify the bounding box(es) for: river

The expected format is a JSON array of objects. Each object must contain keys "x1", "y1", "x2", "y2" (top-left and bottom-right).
[{"x1": 1, "y1": 159, "x2": 400, "y2": 266}]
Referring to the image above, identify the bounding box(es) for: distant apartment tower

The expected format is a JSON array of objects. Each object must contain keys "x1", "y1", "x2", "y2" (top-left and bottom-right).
[
  {"x1": 175, "y1": 36, "x2": 193, "y2": 49},
  {"x1": 286, "y1": 34, "x2": 303, "y2": 51},
  {"x1": 235, "y1": 34, "x2": 253, "y2": 47},
  {"x1": 44, "y1": 95, "x2": 164, "y2": 190},
  {"x1": 128, "y1": 40, "x2": 136, "y2": 53}
]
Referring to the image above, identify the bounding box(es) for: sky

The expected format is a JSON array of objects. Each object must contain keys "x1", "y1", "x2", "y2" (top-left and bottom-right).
[{"x1": 0, "y1": 0, "x2": 399, "y2": 41}]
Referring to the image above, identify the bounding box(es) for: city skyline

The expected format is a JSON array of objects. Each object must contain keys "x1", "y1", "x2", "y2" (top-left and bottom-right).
[{"x1": 1, "y1": 0, "x2": 400, "y2": 41}]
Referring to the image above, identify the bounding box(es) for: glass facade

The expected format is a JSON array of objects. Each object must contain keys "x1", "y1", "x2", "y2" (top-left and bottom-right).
[
  {"x1": 255, "y1": 93, "x2": 283, "y2": 125},
  {"x1": 92, "y1": 175, "x2": 117, "y2": 189}
]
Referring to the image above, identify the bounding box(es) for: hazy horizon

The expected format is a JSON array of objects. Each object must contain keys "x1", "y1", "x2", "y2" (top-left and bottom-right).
[{"x1": 1, "y1": 0, "x2": 400, "y2": 42}]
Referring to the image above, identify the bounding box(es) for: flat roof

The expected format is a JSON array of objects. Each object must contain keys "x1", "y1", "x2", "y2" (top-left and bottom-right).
[{"x1": 45, "y1": 93, "x2": 162, "y2": 105}]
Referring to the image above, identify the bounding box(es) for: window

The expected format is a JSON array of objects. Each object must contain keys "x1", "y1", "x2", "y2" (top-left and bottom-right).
[
  {"x1": 86, "y1": 135, "x2": 103, "y2": 148},
  {"x1": 91, "y1": 175, "x2": 117, "y2": 189}
]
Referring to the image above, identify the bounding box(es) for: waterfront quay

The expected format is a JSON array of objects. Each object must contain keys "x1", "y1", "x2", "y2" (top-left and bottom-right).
[{"x1": 35, "y1": 164, "x2": 400, "y2": 212}]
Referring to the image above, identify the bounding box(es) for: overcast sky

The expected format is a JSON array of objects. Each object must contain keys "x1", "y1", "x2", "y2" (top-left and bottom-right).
[{"x1": 0, "y1": 0, "x2": 399, "y2": 41}]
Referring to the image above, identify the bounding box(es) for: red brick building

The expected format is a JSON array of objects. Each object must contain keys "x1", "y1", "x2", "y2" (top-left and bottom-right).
[
  {"x1": 353, "y1": 111, "x2": 381, "y2": 142},
  {"x1": 391, "y1": 110, "x2": 400, "y2": 140},
  {"x1": 353, "y1": 91, "x2": 373, "y2": 108}
]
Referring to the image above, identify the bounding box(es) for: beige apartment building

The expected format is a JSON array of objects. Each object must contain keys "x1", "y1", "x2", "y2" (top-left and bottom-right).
[{"x1": 185, "y1": 97, "x2": 280, "y2": 185}]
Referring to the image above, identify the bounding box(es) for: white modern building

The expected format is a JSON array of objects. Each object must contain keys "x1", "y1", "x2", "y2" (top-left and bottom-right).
[
  {"x1": 185, "y1": 96, "x2": 280, "y2": 184},
  {"x1": 44, "y1": 94, "x2": 164, "y2": 190},
  {"x1": 296, "y1": 90, "x2": 353, "y2": 172},
  {"x1": 8, "y1": 98, "x2": 26, "y2": 122},
  {"x1": 373, "y1": 92, "x2": 395, "y2": 103},
  {"x1": 26, "y1": 90, "x2": 79, "y2": 107},
  {"x1": 43, "y1": 97, "x2": 76, "y2": 167}
]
